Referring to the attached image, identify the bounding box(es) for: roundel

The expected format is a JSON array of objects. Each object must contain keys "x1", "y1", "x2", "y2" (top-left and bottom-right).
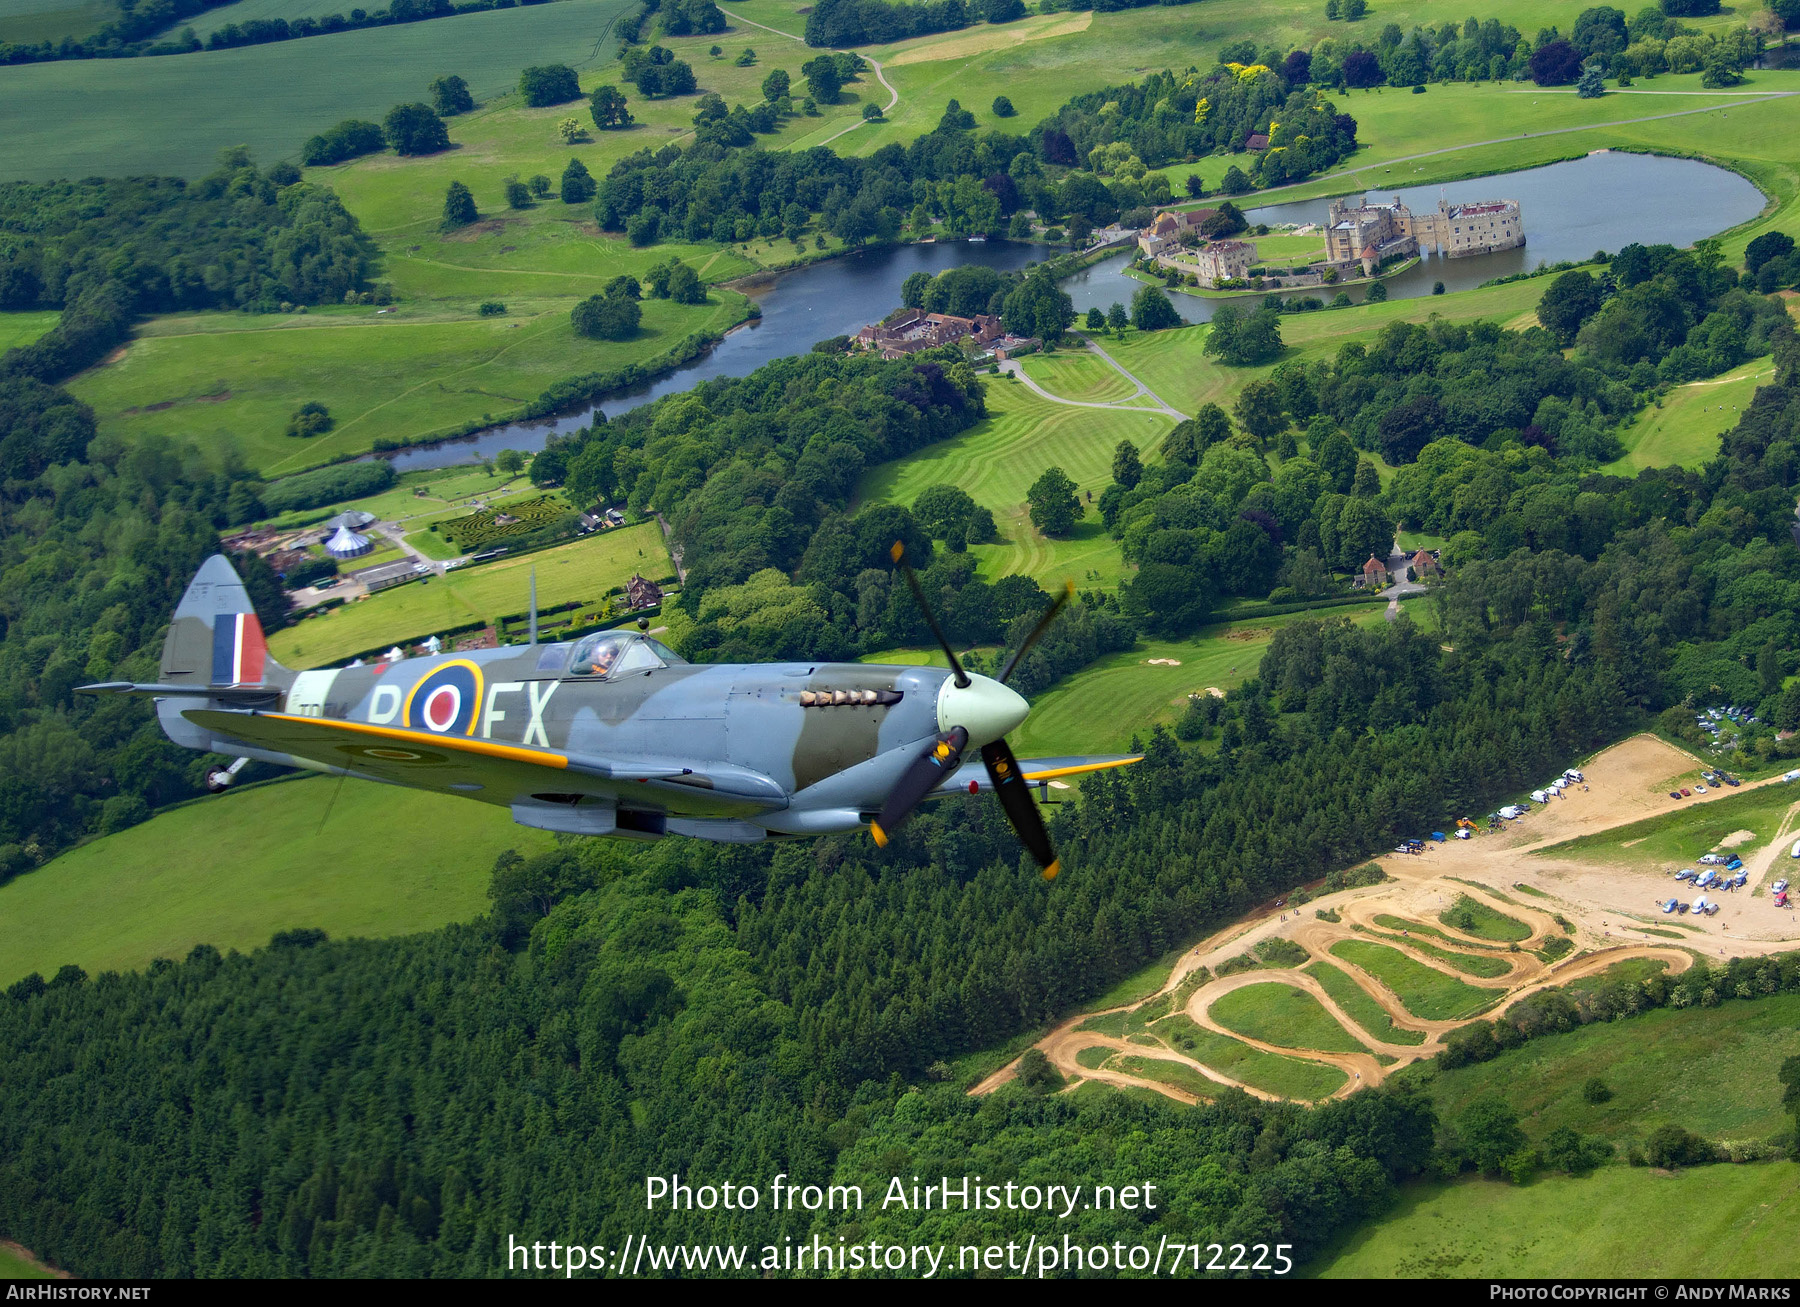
[
  {"x1": 402, "y1": 660, "x2": 484, "y2": 736},
  {"x1": 336, "y1": 743, "x2": 450, "y2": 766}
]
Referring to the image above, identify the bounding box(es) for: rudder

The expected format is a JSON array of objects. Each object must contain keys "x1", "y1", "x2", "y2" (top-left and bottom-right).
[{"x1": 161, "y1": 554, "x2": 280, "y2": 687}]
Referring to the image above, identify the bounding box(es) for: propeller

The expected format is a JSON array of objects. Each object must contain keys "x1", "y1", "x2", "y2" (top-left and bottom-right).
[{"x1": 875, "y1": 543, "x2": 1076, "y2": 880}]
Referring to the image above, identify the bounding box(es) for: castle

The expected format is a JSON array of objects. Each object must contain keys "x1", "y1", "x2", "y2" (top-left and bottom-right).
[{"x1": 1325, "y1": 194, "x2": 1524, "y2": 273}]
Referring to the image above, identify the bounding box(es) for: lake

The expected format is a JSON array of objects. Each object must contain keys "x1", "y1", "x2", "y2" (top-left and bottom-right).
[{"x1": 389, "y1": 150, "x2": 1766, "y2": 470}]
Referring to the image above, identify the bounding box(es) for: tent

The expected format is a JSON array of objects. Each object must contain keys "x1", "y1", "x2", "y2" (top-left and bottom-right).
[{"x1": 324, "y1": 523, "x2": 373, "y2": 558}]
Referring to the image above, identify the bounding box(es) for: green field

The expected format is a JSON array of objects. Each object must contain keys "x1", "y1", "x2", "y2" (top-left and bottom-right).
[
  {"x1": 1606, "y1": 358, "x2": 1781, "y2": 474},
  {"x1": 1440, "y1": 893, "x2": 1532, "y2": 943},
  {"x1": 0, "y1": 0, "x2": 639, "y2": 181},
  {"x1": 1208, "y1": 982, "x2": 1370, "y2": 1055},
  {"x1": 69, "y1": 294, "x2": 746, "y2": 479},
  {"x1": 1330, "y1": 939, "x2": 1499, "y2": 1022},
  {"x1": 0, "y1": 310, "x2": 59, "y2": 352},
  {"x1": 1017, "y1": 350, "x2": 1141, "y2": 405},
  {"x1": 0, "y1": 777, "x2": 553, "y2": 987},
  {"x1": 1007, "y1": 598, "x2": 1418, "y2": 758},
  {"x1": 0, "y1": 0, "x2": 109, "y2": 44},
  {"x1": 1366, "y1": 930, "x2": 1514, "y2": 978},
  {"x1": 1404, "y1": 989, "x2": 1800, "y2": 1149},
  {"x1": 1538, "y1": 782, "x2": 1800, "y2": 869},
  {"x1": 1150, "y1": 1013, "x2": 1348, "y2": 1100},
  {"x1": 184, "y1": 0, "x2": 416, "y2": 38},
  {"x1": 1312, "y1": 1164, "x2": 1800, "y2": 1278},
  {"x1": 860, "y1": 380, "x2": 1171, "y2": 592},
  {"x1": 0, "y1": 1242, "x2": 55, "y2": 1279},
  {"x1": 1303, "y1": 960, "x2": 1426, "y2": 1046},
  {"x1": 270, "y1": 519, "x2": 670, "y2": 666}
]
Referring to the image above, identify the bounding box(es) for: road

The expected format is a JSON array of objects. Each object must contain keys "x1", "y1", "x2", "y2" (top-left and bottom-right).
[
  {"x1": 999, "y1": 334, "x2": 1188, "y2": 420},
  {"x1": 727, "y1": 12, "x2": 900, "y2": 148}
]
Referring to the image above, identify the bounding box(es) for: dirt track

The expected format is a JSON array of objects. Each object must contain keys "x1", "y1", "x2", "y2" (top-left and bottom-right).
[{"x1": 974, "y1": 733, "x2": 1792, "y2": 1104}]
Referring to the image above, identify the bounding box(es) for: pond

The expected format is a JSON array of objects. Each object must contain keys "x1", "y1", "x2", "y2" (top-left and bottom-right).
[{"x1": 388, "y1": 150, "x2": 1765, "y2": 470}]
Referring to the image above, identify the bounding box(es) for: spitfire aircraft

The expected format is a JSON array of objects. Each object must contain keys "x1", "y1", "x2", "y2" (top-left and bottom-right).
[{"x1": 81, "y1": 548, "x2": 1139, "y2": 878}]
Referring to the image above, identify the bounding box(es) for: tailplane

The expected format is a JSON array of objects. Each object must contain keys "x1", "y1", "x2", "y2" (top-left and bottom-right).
[{"x1": 79, "y1": 554, "x2": 295, "y2": 749}]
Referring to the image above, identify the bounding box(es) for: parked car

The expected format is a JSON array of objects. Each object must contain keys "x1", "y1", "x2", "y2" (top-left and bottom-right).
[
  {"x1": 1670, "y1": 791, "x2": 1684, "y2": 800},
  {"x1": 1726, "y1": 857, "x2": 1743, "y2": 871},
  {"x1": 1775, "y1": 879, "x2": 1790, "y2": 895},
  {"x1": 1724, "y1": 775, "x2": 1740, "y2": 786},
  {"x1": 1700, "y1": 854, "x2": 1725, "y2": 865},
  {"x1": 1675, "y1": 870, "x2": 1697, "y2": 882},
  {"x1": 1680, "y1": 788, "x2": 1692, "y2": 797}
]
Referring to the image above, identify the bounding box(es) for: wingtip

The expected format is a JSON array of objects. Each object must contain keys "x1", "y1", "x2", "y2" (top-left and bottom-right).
[
  {"x1": 870, "y1": 820, "x2": 889, "y2": 848},
  {"x1": 1041, "y1": 859, "x2": 1060, "y2": 882}
]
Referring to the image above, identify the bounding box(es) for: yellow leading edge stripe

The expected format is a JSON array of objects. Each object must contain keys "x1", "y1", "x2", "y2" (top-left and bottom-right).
[
  {"x1": 1021, "y1": 756, "x2": 1144, "y2": 782},
  {"x1": 265, "y1": 713, "x2": 570, "y2": 769}
]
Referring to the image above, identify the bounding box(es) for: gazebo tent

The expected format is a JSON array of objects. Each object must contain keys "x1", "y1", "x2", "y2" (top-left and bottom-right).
[{"x1": 324, "y1": 523, "x2": 373, "y2": 558}]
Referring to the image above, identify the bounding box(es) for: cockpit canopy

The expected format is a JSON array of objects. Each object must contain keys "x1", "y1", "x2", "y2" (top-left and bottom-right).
[{"x1": 563, "y1": 631, "x2": 685, "y2": 679}]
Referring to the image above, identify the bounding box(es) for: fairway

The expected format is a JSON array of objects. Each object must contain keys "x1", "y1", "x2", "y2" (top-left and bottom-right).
[
  {"x1": 860, "y1": 380, "x2": 1171, "y2": 591},
  {"x1": 68, "y1": 294, "x2": 746, "y2": 478},
  {"x1": 1208, "y1": 982, "x2": 1370, "y2": 1055},
  {"x1": 270, "y1": 520, "x2": 671, "y2": 666},
  {"x1": 1312, "y1": 1164, "x2": 1800, "y2": 1278},
  {"x1": 0, "y1": 0, "x2": 638, "y2": 181},
  {"x1": 1152, "y1": 1014, "x2": 1348, "y2": 1100},
  {"x1": 1606, "y1": 358, "x2": 1777, "y2": 474},
  {"x1": 0, "y1": 310, "x2": 58, "y2": 352},
  {"x1": 1329, "y1": 939, "x2": 1499, "y2": 1022},
  {"x1": 1304, "y1": 960, "x2": 1426, "y2": 1045},
  {"x1": 1403, "y1": 990, "x2": 1800, "y2": 1149},
  {"x1": 1006, "y1": 598, "x2": 1413, "y2": 758},
  {"x1": 1017, "y1": 351, "x2": 1139, "y2": 405},
  {"x1": 0, "y1": 777, "x2": 553, "y2": 987}
]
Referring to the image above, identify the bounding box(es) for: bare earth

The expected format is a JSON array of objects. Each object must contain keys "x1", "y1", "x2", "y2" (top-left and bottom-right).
[{"x1": 973, "y1": 734, "x2": 1800, "y2": 1104}]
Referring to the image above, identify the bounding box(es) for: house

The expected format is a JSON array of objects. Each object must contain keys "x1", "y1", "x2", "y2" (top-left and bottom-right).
[
  {"x1": 1356, "y1": 554, "x2": 1389, "y2": 589},
  {"x1": 1191, "y1": 239, "x2": 1255, "y2": 286},
  {"x1": 1243, "y1": 132, "x2": 1270, "y2": 152},
  {"x1": 1409, "y1": 548, "x2": 1440, "y2": 578},
  {"x1": 1136, "y1": 206, "x2": 1215, "y2": 258},
  {"x1": 854, "y1": 309, "x2": 1004, "y2": 360},
  {"x1": 625, "y1": 574, "x2": 663, "y2": 610}
]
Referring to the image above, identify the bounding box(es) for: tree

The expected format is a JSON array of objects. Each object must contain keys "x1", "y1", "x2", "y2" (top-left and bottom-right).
[
  {"x1": 1234, "y1": 378, "x2": 1286, "y2": 443},
  {"x1": 992, "y1": 95, "x2": 1016, "y2": 117},
  {"x1": 938, "y1": 99, "x2": 976, "y2": 132},
  {"x1": 496, "y1": 449, "x2": 526, "y2": 476},
  {"x1": 520, "y1": 64, "x2": 582, "y2": 107},
  {"x1": 1537, "y1": 269, "x2": 1603, "y2": 346},
  {"x1": 1530, "y1": 40, "x2": 1584, "y2": 84},
  {"x1": 762, "y1": 68, "x2": 790, "y2": 101},
  {"x1": 667, "y1": 263, "x2": 707, "y2": 304},
  {"x1": 1027, "y1": 466, "x2": 1080, "y2": 536},
  {"x1": 1107, "y1": 302, "x2": 1129, "y2": 332},
  {"x1": 591, "y1": 85, "x2": 633, "y2": 129},
  {"x1": 1576, "y1": 62, "x2": 1607, "y2": 97},
  {"x1": 1701, "y1": 48, "x2": 1745, "y2": 87},
  {"x1": 1001, "y1": 270, "x2": 1076, "y2": 343},
  {"x1": 505, "y1": 178, "x2": 532, "y2": 209},
  {"x1": 430, "y1": 74, "x2": 474, "y2": 116},
  {"x1": 1220, "y1": 165, "x2": 1253, "y2": 196},
  {"x1": 1326, "y1": 0, "x2": 1341, "y2": 14},
  {"x1": 442, "y1": 180, "x2": 478, "y2": 229},
  {"x1": 1112, "y1": 439, "x2": 1143, "y2": 489},
  {"x1": 1366, "y1": 280, "x2": 1388, "y2": 302},
  {"x1": 561, "y1": 158, "x2": 596, "y2": 205},
  {"x1": 571, "y1": 294, "x2": 641, "y2": 340},
  {"x1": 1460, "y1": 1095, "x2": 1527, "y2": 1175},
  {"x1": 529, "y1": 174, "x2": 551, "y2": 198},
  {"x1": 558, "y1": 117, "x2": 585, "y2": 143},
  {"x1": 862, "y1": 103, "x2": 884, "y2": 121},
  {"x1": 286, "y1": 401, "x2": 332, "y2": 438},
  {"x1": 1205, "y1": 303, "x2": 1283, "y2": 366},
  {"x1": 803, "y1": 55, "x2": 844, "y2": 103},
  {"x1": 1343, "y1": 47, "x2": 1382, "y2": 84},
  {"x1": 1746, "y1": 231, "x2": 1796, "y2": 273},
  {"x1": 1131, "y1": 284, "x2": 1181, "y2": 331},
  {"x1": 1351, "y1": 458, "x2": 1381, "y2": 498},
  {"x1": 1085, "y1": 306, "x2": 1106, "y2": 330},
  {"x1": 983, "y1": 0, "x2": 1026, "y2": 20},
  {"x1": 384, "y1": 102, "x2": 450, "y2": 155}
]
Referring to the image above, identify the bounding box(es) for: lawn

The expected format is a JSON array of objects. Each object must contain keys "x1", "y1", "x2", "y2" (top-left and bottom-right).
[
  {"x1": 68, "y1": 294, "x2": 748, "y2": 479},
  {"x1": 1007, "y1": 597, "x2": 1420, "y2": 758},
  {"x1": 270, "y1": 519, "x2": 670, "y2": 666},
  {"x1": 0, "y1": 0, "x2": 108, "y2": 44},
  {"x1": 0, "y1": 0, "x2": 641, "y2": 181},
  {"x1": 1329, "y1": 939, "x2": 1500, "y2": 1022},
  {"x1": 1149, "y1": 1013, "x2": 1348, "y2": 1100},
  {"x1": 1365, "y1": 929, "x2": 1514, "y2": 979},
  {"x1": 0, "y1": 309, "x2": 58, "y2": 352},
  {"x1": 1399, "y1": 990, "x2": 1800, "y2": 1149},
  {"x1": 1311, "y1": 1164, "x2": 1800, "y2": 1278},
  {"x1": 1303, "y1": 960, "x2": 1426, "y2": 1046},
  {"x1": 1536, "y1": 782, "x2": 1800, "y2": 869},
  {"x1": 1208, "y1": 982, "x2": 1370, "y2": 1055},
  {"x1": 1017, "y1": 350, "x2": 1140, "y2": 404},
  {"x1": 1440, "y1": 892, "x2": 1532, "y2": 943},
  {"x1": 858, "y1": 380, "x2": 1173, "y2": 592},
  {"x1": 0, "y1": 776, "x2": 553, "y2": 987},
  {"x1": 1605, "y1": 357, "x2": 1779, "y2": 474}
]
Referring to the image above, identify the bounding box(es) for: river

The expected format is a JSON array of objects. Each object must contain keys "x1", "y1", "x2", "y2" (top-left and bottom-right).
[{"x1": 388, "y1": 150, "x2": 1765, "y2": 471}]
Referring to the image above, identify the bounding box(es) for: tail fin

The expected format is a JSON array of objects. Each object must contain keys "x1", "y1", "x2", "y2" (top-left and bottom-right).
[{"x1": 161, "y1": 554, "x2": 287, "y2": 688}]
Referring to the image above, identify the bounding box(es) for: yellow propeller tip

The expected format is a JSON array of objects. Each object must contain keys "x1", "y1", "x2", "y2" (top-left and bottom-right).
[
  {"x1": 890, "y1": 541, "x2": 905, "y2": 562},
  {"x1": 870, "y1": 821, "x2": 889, "y2": 848},
  {"x1": 1041, "y1": 860, "x2": 1061, "y2": 882}
]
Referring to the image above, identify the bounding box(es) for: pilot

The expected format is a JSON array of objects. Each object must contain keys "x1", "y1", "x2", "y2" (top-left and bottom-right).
[{"x1": 570, "y1": 633, "x2": 624, "y2": 677}]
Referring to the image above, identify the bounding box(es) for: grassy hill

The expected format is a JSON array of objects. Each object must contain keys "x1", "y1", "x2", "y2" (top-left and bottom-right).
[
  {"x1": 1311, "y1": 1163, "x2": 1800, "y2": 1278},
  {"x1": 0, "y1": 776, "x2": 551, "y2": 986}
]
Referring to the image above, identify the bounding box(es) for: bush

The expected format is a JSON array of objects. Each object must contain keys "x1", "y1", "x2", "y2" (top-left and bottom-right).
[
  {"x1": 263, "y1": 461, "x2": 396, "y2": 513},
  {"x1": 301, "y1": 119, "x2": 385, "y2": 166},
  {"x1": 1645, "y1": 1123, "x2": 1717, "y2": 1169},
  {"x1": 478, "y1": 301, "x2": 507, "y2": 317},
  {"x1": 1254, "y1": 936, "x2": 1310, "y2": 967},
  {"x1": 285, "y1": 401, "x2": 333, "y2": 438},
  {"x1": 992, "y1": 94, "x2": 1015, "y2": 117},
  {"x1": 520, "y1": 64, "x2": 582, "y2": 107},
  {"x1": 1582, "y1": 1076, "x2": 1613, "y2": 1104}
]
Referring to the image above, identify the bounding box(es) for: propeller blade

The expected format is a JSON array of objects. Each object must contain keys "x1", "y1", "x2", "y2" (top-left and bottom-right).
[
  {"x1": 891, "y1": 541, "x2": 970, "y2": 689},
  {"x1": 870, "y1": 726, "x2": 969, "y2": 848},
  {"x1": 996, "y1": 581, "x2": 1075, "y2": 687},
  {"x1": 982, "y1": 737, "x2": 1060, "y2": 880}
]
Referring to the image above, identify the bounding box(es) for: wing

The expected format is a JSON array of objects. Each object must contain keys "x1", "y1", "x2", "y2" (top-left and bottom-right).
[
  {"x1": 931, "y1": 753, "x2": 1142, "y2": 796},
  {"x1": 181, "y1": 709, "x2": 788, "y2": 814}
]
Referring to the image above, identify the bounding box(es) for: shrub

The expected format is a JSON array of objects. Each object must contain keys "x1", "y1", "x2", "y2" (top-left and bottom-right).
[
  {"x1": 520, "y1": 64, "x2": 581, "y2": 107},
  {"x1": 285, "y1": 401, "x2": 333, "y2": 438},
  {"x1": 384, "y1": 102, "x2": 450, "y2": 155},
  {"x1": 1582, "y1": 1076, "x2": 1613, "y2": 1104},
  {"x1": 301, "y1": 119, "x2": 386, "y2": 166},
  {"x1": 571, "y1": 294, "x2": 641, "y2": 340},
  {"x1": 478, "y1": 302, "x2": 507, "y2": 317},
  {"x1": 1645, "y1": 1124, "x2": 1717, "y2": 1169}
]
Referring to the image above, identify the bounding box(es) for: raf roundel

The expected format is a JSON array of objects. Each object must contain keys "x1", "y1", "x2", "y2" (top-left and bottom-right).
[{"x1": 402, "y1": 660, "x2": 484, "y2": 736}]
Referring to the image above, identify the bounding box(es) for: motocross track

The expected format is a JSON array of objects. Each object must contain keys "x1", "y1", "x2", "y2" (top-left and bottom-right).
[{"x1": 973, "y1": 734, "x2": 1800, "y2": 1105}]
